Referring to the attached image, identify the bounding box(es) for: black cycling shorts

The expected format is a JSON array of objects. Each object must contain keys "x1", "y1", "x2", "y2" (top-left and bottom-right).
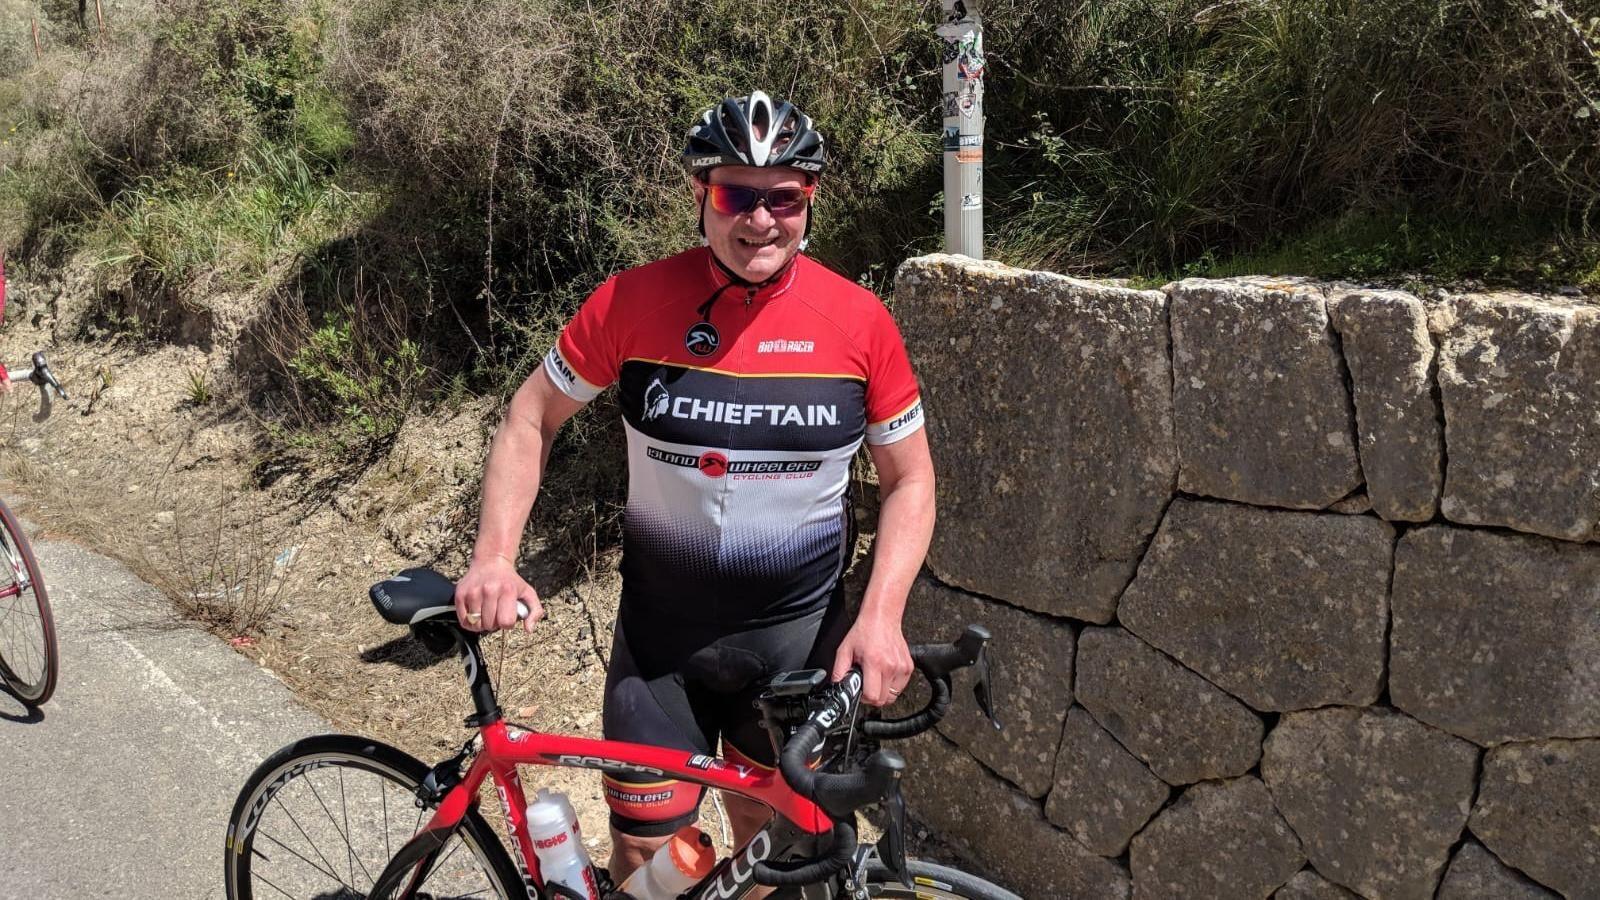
[{"x1": 600, "y1": 589, "x2": 850, "y2": 837}]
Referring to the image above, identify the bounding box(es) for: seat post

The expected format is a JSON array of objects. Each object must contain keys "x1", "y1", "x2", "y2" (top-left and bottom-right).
[{"x1": 460, "y1": 631, "x2": 502, "y2": 727}]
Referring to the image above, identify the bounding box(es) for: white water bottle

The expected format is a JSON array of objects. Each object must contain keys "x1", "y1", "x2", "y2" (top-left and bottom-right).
[
  {"x1": 617, "y1": 824, "x2": 717, "y2": 900},
  {"x1": 527, "y1": 789, "x2": 600, "y2": 900}
]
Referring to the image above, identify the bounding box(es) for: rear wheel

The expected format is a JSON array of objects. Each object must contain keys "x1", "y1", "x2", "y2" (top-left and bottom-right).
[
  {"x1": 858, "y1": 859, "x2": 1020, "y2": 900},
  {"x1": 0, "y1": 499, "x2": 56, "y2": 705},
  {"x1": 224, "y1": 734, "x2": 524, "y2": 899}
]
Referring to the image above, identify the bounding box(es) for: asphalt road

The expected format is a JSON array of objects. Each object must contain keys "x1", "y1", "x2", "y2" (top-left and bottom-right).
[{"x1": 0, "y1": 507, "x2": 330, "y2": 898}]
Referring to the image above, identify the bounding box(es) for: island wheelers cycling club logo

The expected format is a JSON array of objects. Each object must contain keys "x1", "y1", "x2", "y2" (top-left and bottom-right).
[{"x1": 648, "y1": 446, "x2": 821, "y2": 481}]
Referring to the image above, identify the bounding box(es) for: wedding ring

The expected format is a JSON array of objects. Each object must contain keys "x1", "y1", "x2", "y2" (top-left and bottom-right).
[{"x1": 465, "y1": 611, "x2": 482, "y2": 622}]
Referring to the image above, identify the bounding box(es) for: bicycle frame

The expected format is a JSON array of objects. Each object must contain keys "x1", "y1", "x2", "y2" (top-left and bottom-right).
[
  {"x1": 377, "y1": 631, "x2": 841, "y2": 900},
  {"x1": 420, "y1": 720, "x2": 836, "y2": 899}
]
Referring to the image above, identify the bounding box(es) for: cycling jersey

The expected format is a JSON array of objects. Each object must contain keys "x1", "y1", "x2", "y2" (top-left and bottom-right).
[{"x1": 544, "y1": 247, "x2": 925, "y2": 626}]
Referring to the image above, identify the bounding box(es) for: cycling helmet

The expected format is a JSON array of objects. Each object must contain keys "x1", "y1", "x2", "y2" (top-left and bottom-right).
[{"x1": 682, "y1": 90, "x2": 828, "y2": 180}]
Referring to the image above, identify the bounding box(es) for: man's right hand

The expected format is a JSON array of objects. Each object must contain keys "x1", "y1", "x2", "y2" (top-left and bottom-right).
[{"x1": 455, "y1": 555, "x2": 546, "y2": 633}]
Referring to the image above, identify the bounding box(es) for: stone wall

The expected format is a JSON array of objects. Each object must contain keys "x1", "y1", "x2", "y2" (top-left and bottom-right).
[{"x1": 890, "y1": 256, "x2": 1600, "y2": 899}]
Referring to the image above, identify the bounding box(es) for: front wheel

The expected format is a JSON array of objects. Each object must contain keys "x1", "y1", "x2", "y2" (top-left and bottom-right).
[
  {"x1": 224, "y1": 734, "x2": 525, "y2": 899},
  {"x1": 0, "y1": 499, "x2": 57, "y2": 705},
  {"x1": 858, "y1": 859, "x2": 1021, "y2": 900}
]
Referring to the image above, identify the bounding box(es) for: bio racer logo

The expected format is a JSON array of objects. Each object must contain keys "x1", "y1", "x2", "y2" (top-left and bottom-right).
[{"x1": 647, "y1": 447, "x2": 821, "y2": 481}]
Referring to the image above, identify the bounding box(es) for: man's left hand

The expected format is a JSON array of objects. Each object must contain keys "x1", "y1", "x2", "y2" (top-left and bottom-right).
[{"x1": 831, "y1": 612, "x2": 913, "y2": 707}]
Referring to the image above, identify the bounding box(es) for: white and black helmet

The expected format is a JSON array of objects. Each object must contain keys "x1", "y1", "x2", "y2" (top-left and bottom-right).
[{"x1": 682, "y1": 90, "x2": 828, "y2": 179}]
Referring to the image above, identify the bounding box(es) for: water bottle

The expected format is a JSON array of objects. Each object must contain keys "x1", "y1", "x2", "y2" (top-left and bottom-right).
[
  {"x1": 616, "y1": 824, "x2": 717, "y2": 900},
  {"x1": 526, "y1": 788, "x2": 600, "y2": 900}
]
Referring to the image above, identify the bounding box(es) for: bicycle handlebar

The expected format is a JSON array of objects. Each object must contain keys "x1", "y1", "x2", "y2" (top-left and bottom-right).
[
  {"x1": 7, "y1": 351, "x2": 67, "y2": 404},
  {"x1": 751, "y1": 625, "x2": 996, "y2": 886}
]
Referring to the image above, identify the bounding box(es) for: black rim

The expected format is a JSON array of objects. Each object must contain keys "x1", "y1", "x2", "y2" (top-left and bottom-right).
[{"x1": 227, "y1": 741, "x2": 517, "y2": 900}]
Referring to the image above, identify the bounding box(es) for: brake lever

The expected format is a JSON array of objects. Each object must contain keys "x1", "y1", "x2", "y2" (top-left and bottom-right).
[
  {"x1": 972, "y1": 643, "x2": 1002, "y2": 731},
  {"x1": 874, "y1": 780, "x2": 913, "y2": 888}
]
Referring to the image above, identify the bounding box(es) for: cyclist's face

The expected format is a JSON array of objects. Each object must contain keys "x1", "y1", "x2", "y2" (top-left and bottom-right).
[{"x1": 695, "y1": 166, "x2": 812, "y2": 283}]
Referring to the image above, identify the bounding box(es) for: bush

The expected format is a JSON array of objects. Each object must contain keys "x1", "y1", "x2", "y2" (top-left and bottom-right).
[
  {"x1": 984, "y1": 0, "x2": 1600, "y2": 272},
  {"x1": 6, "y1": 0, "x2": 1600, "y2": 431}
]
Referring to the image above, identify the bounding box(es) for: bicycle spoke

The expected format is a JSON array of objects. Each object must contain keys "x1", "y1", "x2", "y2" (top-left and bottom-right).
[
  {"x1": 305, "y1": 769, "x2": 379, "y2": 886},
  {"x1": 250, "y1": 869, "x2": 302, "y2": 900},
  {"x1": 256, "y1": 828, "x2": 347, "y2": 886},
  {"x1": 431, "y1": 838, "x2": 466, "y2": 875},
  {"x1": 382, "y1": 774, "x2": 392, "y2": 861},
  {"x1": 340, "y1": 765, "x2": 356, "y2": 888},
  {"x1": 271, "y1": 793, "x2": 348, "y2": 887}
]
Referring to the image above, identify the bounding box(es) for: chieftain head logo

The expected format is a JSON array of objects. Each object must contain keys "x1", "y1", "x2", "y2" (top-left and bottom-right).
[
  {"x1": 685, "y1": 322, "x2": 720, "y2": 357},
  {"x1": 643, "y1": 379, "x2": 670, "y2": 422}
]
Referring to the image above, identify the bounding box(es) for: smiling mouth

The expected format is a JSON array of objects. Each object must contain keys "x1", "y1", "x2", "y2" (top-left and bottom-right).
[{"x1": 737, "y1": 237, "x2": 778, "y2": 249}]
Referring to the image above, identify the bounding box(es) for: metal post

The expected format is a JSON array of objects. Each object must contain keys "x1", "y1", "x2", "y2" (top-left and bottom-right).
[{"x1": 938, "y1": 1, "x2": 983, "y2": 259}]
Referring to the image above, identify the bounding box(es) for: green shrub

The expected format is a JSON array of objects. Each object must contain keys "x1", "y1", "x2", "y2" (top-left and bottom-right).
[{"x1": 287, "y1": 314, "x2": 426, "y2": 442}]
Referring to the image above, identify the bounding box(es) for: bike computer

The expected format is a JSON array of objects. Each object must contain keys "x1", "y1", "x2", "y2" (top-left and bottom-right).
[{"x1": 765, "y1": 668, "x2": 827, "y2": 697}]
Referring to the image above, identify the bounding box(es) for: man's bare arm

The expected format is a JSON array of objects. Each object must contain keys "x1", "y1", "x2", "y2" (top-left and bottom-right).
[
  {"x1": 456, "y1": 369, "x2": 586, "y2": 631},
  {"x1": 831, "y1": 427, "x2": 936, "y2": 705}
]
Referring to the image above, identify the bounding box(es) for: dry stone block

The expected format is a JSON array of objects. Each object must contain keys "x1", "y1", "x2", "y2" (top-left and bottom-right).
[
  {"x1": 1120, "y1": 499, "x2": 1391, "y2": 711},
  {"x1": 1261, "y1": 706, "x2": 1479, "y2": 899},
  {"x1": 1435, "y1": 293, "x2": 1600, "y2": 541},
  {"x1": 894, "y1": 255, "x2": 1176, "y2": 621},
  {"x1": 1437, "y1": 841, "x2": 1558, "y2": 900},
  {"x1": 1273, "y1": 870, "x2": 1360, "y2": 899},
  {"x1": 1328, "y1": 290, "x2": 1443, "y2": 521},
  {"x1": 1075, "y1": 626, "x2": 1263, "y2": 785},
  {"x1": 1045, "y1": 706, "x2": 1169, "y2": 856},
  {"x1": 1168, "y1": 278, "x2": 1361, "y2": 509},
  {"x1": 901, "y1": 732, "x2": 1132, "y2": 898},
  {"x1": 1391, "y1": 526, "x2": 1600, "y2": 744},
  {"x1": 1130, "y1": 776, "x2": 1305, "y2": 899},
  {"x1": 1471, "y1": 738, "x2": 1600, "y2": 899},
  {"x1": 901, "y1": 576, "x2": 1072, "y2": 797}
]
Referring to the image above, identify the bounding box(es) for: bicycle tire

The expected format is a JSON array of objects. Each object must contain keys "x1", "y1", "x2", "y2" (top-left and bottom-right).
[
  {"x1": 858, "y1": 859, "x2": 1021, "y2": 900},
  {"x1": 224, "y1": 733, "x2": 525, "y2": 900},
  {"x1": 0, "y1": 499, "x2": 57, "y2": 705}
]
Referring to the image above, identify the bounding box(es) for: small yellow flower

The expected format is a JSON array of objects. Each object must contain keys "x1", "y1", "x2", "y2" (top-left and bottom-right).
[{"x1": 226, "y1": 171, "x2": 235, "y2": 179}]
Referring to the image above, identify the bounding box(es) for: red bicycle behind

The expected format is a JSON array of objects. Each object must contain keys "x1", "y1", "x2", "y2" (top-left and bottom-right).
[
  {"x1": 224, "y1": 567, "x2": 1016, "y2": 899},
  {"x1": 0, "y1": 351, "x2": 67, "y2": 707}
]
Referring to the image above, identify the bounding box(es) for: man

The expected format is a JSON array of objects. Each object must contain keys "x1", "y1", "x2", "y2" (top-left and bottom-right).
[{"x1": 454, "y1": 90, "x2": 935, "y2": 885}]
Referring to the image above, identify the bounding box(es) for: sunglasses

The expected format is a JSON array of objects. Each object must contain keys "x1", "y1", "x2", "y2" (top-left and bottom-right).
[{"x1": 704, "y1": 183, "x2": 815, "y2": 217}]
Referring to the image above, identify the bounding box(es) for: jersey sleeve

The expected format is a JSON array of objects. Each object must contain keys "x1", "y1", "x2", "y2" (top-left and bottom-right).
[
  {"x1": 544, "y1": 277, "x2": 622, "y2": 403},
  {"x1": 863, "y1": 302, "x2": 925, "y2": 445}
]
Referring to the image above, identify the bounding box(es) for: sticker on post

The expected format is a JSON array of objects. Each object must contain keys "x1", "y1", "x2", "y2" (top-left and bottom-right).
[
  {"x1": 959, "y1": 78, "x2": 983, "y2": 117},
  {"x1": 957, "y1": 147, "x2": 982, "y2": 164},
  {"x1": 961, "y1": 193, "x2": 982, "y2": 210},
  {"x1": 942, "y1": 126, "x2": 960, "y2": 152},
  {"x1": 957, "y1": 32, "x2": 985, "y2": 82}
]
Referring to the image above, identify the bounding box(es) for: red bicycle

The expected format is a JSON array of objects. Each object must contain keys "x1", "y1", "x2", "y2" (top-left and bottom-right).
[
  {"x1": 0, "y1": 351, "x2": 67, "y2": 707},
  {"x1": 224, "y1": 567, "x2": 1017, "y2": 899}
]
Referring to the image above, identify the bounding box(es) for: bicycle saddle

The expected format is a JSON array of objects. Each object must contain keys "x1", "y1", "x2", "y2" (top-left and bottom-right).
[{"x1": 370, "y1": 567, "x2": 458, "y2": 625}]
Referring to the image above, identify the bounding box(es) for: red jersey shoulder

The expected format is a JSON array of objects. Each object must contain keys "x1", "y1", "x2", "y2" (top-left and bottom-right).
[
  {"x1": 791, "y1": 256, "x2": 905, "y2": 354},
  {"x1": 610, "y1": 248, "x2": 705, "y2": 299}
]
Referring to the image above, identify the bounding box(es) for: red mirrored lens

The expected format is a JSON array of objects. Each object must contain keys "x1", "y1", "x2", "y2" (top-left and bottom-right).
[
  {"x1": 706, "y1": 185, "x2": 812, "y2": 216},
  {"x1": 707, "y1": 185, "x2": 760, "y2": 216}
]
